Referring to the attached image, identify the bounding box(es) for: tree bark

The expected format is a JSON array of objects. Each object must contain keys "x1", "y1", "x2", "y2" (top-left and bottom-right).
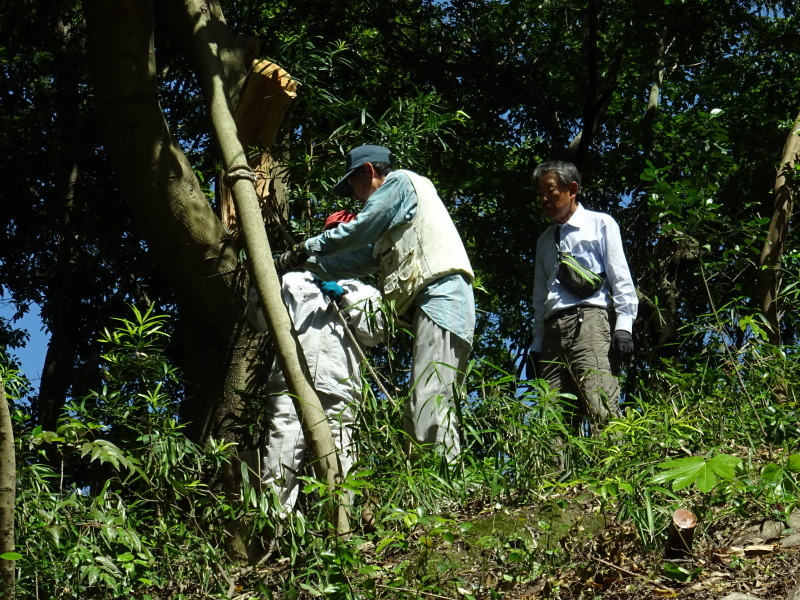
[
  {"x1": 0, "y1": 377, "x2": 16, "y2": 600},
  {"x1": 84, "y1": 0, "x2": 262, "y2": 559},
  {"x1": 758, "y1": 110, "x2": 800, "y2": 347},
  {"x1": 85, "y1": 0, "x2": 348, "y2": 535},
  {"x1": 84, "y1": 0, "x2": 256, "y2": 440},
  {"x1": 177, "y1": 0, "x2": 348, "y2": 535},
  {"x1": 664, "y1": 508, "x2": 697, "y2": 559}
]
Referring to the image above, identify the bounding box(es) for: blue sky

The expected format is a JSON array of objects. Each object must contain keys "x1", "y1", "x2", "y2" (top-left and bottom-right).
[{"x1": 1, "y1": 302, "x2": 49, "y2": 387}]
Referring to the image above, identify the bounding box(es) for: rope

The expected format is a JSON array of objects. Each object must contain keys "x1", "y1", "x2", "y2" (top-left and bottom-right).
[{"x1": 223, "y1": 164, "x2": 258, "y2": 186}]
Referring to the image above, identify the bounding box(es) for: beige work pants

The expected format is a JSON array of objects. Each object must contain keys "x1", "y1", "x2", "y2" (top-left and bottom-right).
[{"x1": 540, "y1": 306, "x2": 621, "y2": 435}]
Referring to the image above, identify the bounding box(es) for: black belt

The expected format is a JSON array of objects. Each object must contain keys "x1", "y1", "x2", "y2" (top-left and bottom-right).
[{"x1": 546, "y1": 305, "x2": 607, "y2": 325}]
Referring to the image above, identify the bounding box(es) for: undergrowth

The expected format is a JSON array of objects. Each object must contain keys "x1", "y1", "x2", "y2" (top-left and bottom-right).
[{"x1": 3, "y1": 304, "x2": 800, "y2": 598}]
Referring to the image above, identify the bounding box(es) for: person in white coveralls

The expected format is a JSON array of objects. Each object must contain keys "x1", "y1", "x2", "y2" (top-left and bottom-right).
[{"x1": 248, "y1": 210, "x2": 385, "y2": 511}]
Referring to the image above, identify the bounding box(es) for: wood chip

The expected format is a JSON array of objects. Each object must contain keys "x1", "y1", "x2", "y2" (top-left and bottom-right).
[{"x1": 743, "y1": 544, "x2": 777, "y2": 556}]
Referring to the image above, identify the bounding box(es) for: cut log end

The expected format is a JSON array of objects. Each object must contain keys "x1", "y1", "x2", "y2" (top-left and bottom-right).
[{"x1": 664, "y1": 508, "x2": 698, "y2": 559}]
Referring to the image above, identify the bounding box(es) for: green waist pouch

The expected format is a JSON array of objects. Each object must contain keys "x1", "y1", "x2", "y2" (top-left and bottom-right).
[{"x1": 557, "y1": 252, "x2": 605, "y2": 298}]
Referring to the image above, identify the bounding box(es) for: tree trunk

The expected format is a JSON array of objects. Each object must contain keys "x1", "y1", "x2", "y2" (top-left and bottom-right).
[
  {"x1": 84, "y1": 0, "x2": 261, "y2": 559},
  {"x1": 219, "y1": 60, "x2": 296, "y2": 242},
  {"x1": 758, "y1": 110, "x2": 800, "y2": 347},
  {"x1": 84, "y1": 0, "x2": 254, "y2": 440},
  {"x1": 85, "y1": 0, "x2": 348, "y2": 535},
  {"x1": 37, "y1": 17, "x2": 91, "y2": 430},
  {"x1": 37, "y1": 161, "x2": 80, "y2": 431},
  {"x1": 642, "y1": 26, "x2": 669, "y2": 162},
  {"x1": 177, "y1": 0, "x2": 348, "y2": 535},
  {"x1": 568, "y1": 0, "x2": 628, "y2": 168},
  {"x1": 0, "y1": 377, "x2": 16, "y2": 600},
  {"x1": 664, "y1": 508, "x2": 697, "y2": 559}
]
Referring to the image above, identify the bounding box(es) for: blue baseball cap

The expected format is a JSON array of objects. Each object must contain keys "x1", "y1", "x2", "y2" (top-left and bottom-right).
[{"x1": 332, "y1": 145, "x2": 394, "y2": 197}]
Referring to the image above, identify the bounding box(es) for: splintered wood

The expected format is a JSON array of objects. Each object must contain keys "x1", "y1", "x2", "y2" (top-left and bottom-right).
[{"x1": 220, "y1": 60, "x2": 298, "y2": 239}]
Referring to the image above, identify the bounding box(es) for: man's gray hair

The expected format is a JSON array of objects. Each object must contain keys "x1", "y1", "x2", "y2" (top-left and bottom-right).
[{"x1": 532, "y1": 160, "x2": 581, "y2": 191}]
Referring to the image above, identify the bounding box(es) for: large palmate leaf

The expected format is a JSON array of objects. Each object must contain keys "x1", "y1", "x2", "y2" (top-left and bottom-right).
[{"x1": 653, "y1": 454, "x2": 742, "y2": 493}]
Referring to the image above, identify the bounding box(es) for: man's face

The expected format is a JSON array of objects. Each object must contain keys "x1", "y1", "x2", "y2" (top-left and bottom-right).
[
  {"x1": 536, "y1": 172, "x2": 578, "y2": 224},
  {"x1": 348, "y1": 164, "x2": 383, "y2": 202}
]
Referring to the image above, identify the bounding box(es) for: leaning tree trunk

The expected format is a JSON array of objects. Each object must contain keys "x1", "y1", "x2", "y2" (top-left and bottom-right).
[
  {"x1": 758, "y1": 110, "x2": 800, "y2": 347},
  {"x1": 176, "y1": 0, "x2": 348, "y2": 534},
  {"x1": 0, "y1": 377, "x2": 16, "y2": 600},
  {"x1": 85, "y1": 0, "x2": 348, "y2": 535}
]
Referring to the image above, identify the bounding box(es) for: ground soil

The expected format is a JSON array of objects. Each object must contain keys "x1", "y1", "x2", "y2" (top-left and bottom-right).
[{"x1": 372, "y1": 492, "x2": 800, "y2": 599}]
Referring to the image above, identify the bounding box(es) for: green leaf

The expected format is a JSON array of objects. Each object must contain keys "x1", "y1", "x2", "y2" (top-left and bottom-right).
[
  {"x1": 762, "y1": 463, "x2": 784, "y2": 485},
  {"x1": 662, "y1": 562, "x2": 700, "y2": 582},
  {"x1": 95, "y1": 555, "x2": 122, "y2": 576},
  {"x1": 707, "y1": 453, "x2": 741, "y2": 481},
  {"x1": 786, "y1": 455, "x2": 800, "y2": 473},
  {"x1": 695, "y1": 464, "x2": 717, "y2": 493},
  {"x1": 653, "y1": 456, "x2": 706, "y2": 491},
  {"x1": 653, "y1": 454, "x2": 741, "y2": 493},
  {"x1": 0, "y1": 552, "x2": 22, "y2": 560}
]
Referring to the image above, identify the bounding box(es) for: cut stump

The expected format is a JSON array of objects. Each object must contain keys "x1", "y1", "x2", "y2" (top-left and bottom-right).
[{"x1": 664, "y1": 508, "x2": 697, "y2": 559}]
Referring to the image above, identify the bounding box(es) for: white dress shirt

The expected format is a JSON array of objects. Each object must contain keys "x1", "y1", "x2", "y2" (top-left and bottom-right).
[{"x1": 531, "y1": 204, "x2": 638, "y2": 353}]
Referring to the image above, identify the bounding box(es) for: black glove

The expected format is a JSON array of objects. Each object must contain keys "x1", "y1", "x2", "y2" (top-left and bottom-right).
[
  {"x1": 611, "y1": 330, "x2": 634, "y2": 362},
  {"x1": 274, "y1": 244, "x2": 309, "y2": 270}
]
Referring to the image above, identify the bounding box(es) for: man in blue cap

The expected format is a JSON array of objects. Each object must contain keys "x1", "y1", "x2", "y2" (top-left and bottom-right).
[{"x1": 277, "y1": 145, "x2": 474, "y2": 463}]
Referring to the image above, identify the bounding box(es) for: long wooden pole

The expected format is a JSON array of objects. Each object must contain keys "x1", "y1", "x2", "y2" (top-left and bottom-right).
[{"x1": 180, "y1": 0, "x2": 348, "y2": 533}]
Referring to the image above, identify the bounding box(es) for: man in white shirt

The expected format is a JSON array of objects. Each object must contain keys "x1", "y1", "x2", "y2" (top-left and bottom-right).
[
  {"x1": 530, "y1": 160, "x2": 638, "y2": 435},
  {"x1": 248, "y1": 211, "x2": 385, "y2": 511}
]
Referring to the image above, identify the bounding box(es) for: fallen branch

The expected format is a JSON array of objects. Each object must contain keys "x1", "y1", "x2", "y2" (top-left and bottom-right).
[{"x1": 375, "y1": 583, "x2": 460, "y2": 599}]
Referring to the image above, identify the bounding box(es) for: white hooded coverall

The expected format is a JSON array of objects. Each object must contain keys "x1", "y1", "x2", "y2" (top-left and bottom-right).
[{"x1": 247, "y1": 271, "x2": 384, "y2": 510}]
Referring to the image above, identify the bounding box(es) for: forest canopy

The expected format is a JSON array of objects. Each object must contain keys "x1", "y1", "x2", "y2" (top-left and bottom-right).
[{"x1": 1, "y1": 0, "x2": 800, "y2": 596}]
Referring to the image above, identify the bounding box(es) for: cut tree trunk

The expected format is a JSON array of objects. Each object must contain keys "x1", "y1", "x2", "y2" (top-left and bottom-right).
[
  {"x1": 664, "y1": 508, "x2": 697, "y2": 559},
  {"x1": 220, "y1": 60, "x2": 297, "y2": 242}
]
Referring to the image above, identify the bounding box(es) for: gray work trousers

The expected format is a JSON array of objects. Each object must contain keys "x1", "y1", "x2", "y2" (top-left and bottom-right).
[
  {"x1": 405, "y1": 311, "x2": 469, "y2": 462},
  {"x1": 261, "y1": 391, "x2": 354, "y2": 512},
  {"x1": 540, "y1": 306, "x2": 621, "y2": 435}
]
